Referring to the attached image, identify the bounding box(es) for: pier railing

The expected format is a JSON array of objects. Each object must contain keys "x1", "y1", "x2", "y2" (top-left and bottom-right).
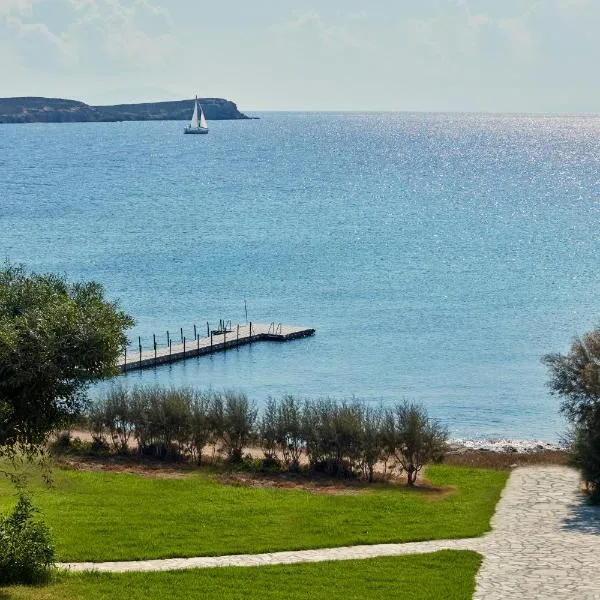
[{"x1": 120, "y1": 321, "x2": 315, "y2": 373}]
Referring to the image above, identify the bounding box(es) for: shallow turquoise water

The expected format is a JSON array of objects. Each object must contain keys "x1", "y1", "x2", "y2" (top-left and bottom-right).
[{"x1": 2, "y1": 112, "x2": 600, "y2": 441}]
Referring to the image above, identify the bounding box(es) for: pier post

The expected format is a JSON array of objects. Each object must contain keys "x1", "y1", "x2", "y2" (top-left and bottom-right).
[
  {"x1": 249, "y1": 321, "x2": 252, "y2": 343},
  {"x1": 184, "y1": 336, "x2": 186, "y2": 354},
  {"x1": 167, "y1": 331, "x2": 170, "y2": 346},
  {"x1": 180, "y1": 327, "x2": 183, "y2": 343},
  {"x1": 207, "y1": 322, "x2": 210, "y2": 337},
  {"x1": 210, "y1": 331, "x2": 213, "y2": 350},
  {"x1": 194, "y1": 324, "x2": 197, "y2": 340},
  {"x1": 154, "y1": 336, "x2": 157, "y2": 366},
  {"x1": 169, "y1": 340, "x2": 172, "y2": 361},
  {"x1": 138, "y1": 336, "x2": 142, "y2": 367}
]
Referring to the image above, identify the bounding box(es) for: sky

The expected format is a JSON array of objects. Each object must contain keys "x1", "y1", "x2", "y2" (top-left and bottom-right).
[{"x1": 0, "y1": 0, "x2": 599, "y2": 112}]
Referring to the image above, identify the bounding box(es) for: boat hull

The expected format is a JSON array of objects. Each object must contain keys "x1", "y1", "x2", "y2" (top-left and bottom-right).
[{"x1": 184, "y1": 127, "x2": 209, "y2": 134}]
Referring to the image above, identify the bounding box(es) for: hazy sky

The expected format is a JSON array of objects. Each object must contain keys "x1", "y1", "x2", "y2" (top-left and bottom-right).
[{"x1": 1, "y1": 0, "x2": 598, "y2": 112}]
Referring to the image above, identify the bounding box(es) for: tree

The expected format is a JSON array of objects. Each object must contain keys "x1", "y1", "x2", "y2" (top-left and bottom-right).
[
  {"x1": 543, "y1": 329, "x2": 600, "y2": 501},
  {"x1": 384, "y1": 402, "x2": 448, "y2": 486},
  {"x1": 221, "y1": 392, "x2": 257, "y2": 462},
  {"x1": 0, "y1": 493, "x2": 55, "y2": 584},
  {"x1": 0, "y1": 263, "x2": 134, "y2": 451},
  {"x1": 359, "y1": 405, "x2": 385, "y2": 483}
]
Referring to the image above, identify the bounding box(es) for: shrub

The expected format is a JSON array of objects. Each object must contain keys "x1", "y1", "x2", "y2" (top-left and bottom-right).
[
  {"x1": 568, "y1": 414, "x2": 600, "y2": 503},
  {"x1": 543, "y1": 332, "x2": 600, "y2": 503},
  {"x1": 221, "y1": 392, "x2": 257, "y2": 462},
  {"x1": 302, "y1": 399, "x2": 362, "y2": 476},
  {"x1": 0, "y1": 493, "x2": 55, "y2": 584},
  {"x1": 102, "y1": 386, "x2": 133, "y2": 454},
  {"x1": 384, "y1": 402, "x2": 448, "y2": 486},
  {"x1": 276, "y1": 395, "x2": 303, "y2": 469},
  {"x1": 359, "y1": 405, "x2": 385, "y2": 483},
  {"x1": 260, "y1": 398, "x2": 279, "y2": 460},
  {"x1": 86, "y1": 403, "x2": 107, "y2": 446},
  {"x1": 48, "y1": 431, "x2": 73, "y2": 454},
  {"x1": 190, "y1": 392, "x2": 212, "y2": 465}
]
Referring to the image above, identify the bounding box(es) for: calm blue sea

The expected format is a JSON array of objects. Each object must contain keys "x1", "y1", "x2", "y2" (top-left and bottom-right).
[{"x1": 2, "y1": 112, "x2": 600, "y2": 442}]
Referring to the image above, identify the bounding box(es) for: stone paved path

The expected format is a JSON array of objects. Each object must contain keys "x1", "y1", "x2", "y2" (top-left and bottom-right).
[
  {"x1": 472, "y1": 466, "x2": 600, "y2": 600},
  {"x1": 60, "y1": 466, "x2": 600, "y2": 599}
]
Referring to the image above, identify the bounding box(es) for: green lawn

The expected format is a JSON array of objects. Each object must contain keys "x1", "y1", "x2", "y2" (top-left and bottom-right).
[
  {"x1": 0, "y1": 465, "x2": 506, "y2": 562},
  {"x1": 0, "y1": 551, "x2": 482, "y2": 600}
]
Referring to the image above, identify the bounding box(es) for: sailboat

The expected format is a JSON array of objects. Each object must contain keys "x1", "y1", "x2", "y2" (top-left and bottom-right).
[{"x1": 184, "y1": 96, "x2": 209, "y2": 134}]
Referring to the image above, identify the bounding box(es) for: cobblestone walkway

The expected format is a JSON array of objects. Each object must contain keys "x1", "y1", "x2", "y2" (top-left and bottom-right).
[
  {"x1": 472, "y1": 466, "x2": 600, "y2": 599},
  {"x1": 60, "y1": 466, "x2": 600, "y2": 599}
]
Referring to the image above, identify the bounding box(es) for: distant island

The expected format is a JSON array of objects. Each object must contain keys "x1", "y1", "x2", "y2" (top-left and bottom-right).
[{"x1": 0, "y1": 97, "x2": 249, "y2": 124}]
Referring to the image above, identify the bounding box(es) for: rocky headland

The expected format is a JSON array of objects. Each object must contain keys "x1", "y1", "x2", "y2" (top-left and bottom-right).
[{"x1": 0, "y1": 96, "x2": 249, "y2": 124}]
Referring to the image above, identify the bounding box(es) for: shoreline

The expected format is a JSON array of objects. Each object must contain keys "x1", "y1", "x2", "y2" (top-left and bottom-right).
[{"x1": 448, "y1": 438, "x2": 565, "y2": 453}]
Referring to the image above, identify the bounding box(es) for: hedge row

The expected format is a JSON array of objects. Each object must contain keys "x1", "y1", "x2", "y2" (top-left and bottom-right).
[{"x1": 86, "y1": 387, "x2": 448, "y2": 483}]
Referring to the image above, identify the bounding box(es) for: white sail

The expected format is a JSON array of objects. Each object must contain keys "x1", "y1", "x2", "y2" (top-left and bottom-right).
[
  {"x1": 199, "y1": 107, "x2": 207, "y2": 129},
  {"x1": 190, "y1": 100, "x2": 199, "y2": 129}
]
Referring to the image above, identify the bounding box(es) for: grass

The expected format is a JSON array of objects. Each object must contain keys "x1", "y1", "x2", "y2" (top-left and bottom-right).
[
  {"x1": 444, "y1": 449, "x2": 568, "y2": 469},
  {"x1": 0, "y1": 551, "x2": 482, "y2": 600},
  {"x1": 0, "y1": 464, "x2": 506, "y2": 562}
]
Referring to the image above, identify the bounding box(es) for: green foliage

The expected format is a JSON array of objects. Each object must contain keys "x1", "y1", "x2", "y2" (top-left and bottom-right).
[
  {"x1": 543, "y1": 329, "x2": 600, "y2": 502},
  {"x1": 190, "y1": 392, "x2": 211, "y2": 465},
  {"x1": 0, "y1": 551, "x2": 481, "y2": 600},
  {"x1": 0, "y1": 493, "x2": 54, "y2": 584},
  {"x1": 81, "y1": 390, "x2": 447, "y2": 485},
  {"x1": 567, "y1": 414, "x2": 600, "y2": 503},
  {"x1": 101, "y1": 386, "x2": 133, "y2": 454},
  {"x1": 543, "y1": 330, "x2": 600, "y2": 423},
  {"x1": 259, "y1": 398, "x2": 278, "y2": 459},
  {"x1": 221, "y1": 392, "x2": 257, "y2": 462},
  {"x1": 0, "y1": 262, "x2": 133, "y2": 448},
  {"x1": 302, "y1": 399, "x2": 363, "y2": 475},
  {"x1": 0, "y1": 465, "x2": 506, "y2": 562},
  {"x1": 384, "y1": 402, "x2": 448, "y2": 485},
  {"x1": 276, "y1": 395, "x2": 303, "y2": 469}
]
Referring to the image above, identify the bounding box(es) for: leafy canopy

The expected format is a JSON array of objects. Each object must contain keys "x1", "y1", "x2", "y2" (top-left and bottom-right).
[
  {"x1": 0, "y1": 263, "x2": 133, "y2": 447},
  {"x1": 543, "y1": 328, "x2": 600, "y2": 502},
  {"x1": 542, "y1": 329, "x2": 600, "y2": 424}
]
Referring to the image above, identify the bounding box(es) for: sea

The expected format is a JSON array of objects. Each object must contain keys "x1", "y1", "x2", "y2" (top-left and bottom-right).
[{"x1": 2, "y1": 112, "x2": 600, "y2": 443}]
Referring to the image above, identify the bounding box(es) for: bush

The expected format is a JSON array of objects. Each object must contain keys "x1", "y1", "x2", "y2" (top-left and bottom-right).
[
  {"x1": 383, "y1": 402, "x2": 448, "y2": 486},
  {"x1": 102, "y1": 386, "x2": 133, "y2": 454},
  {"x1": 78, "y1": 387, "x2": 447, "y2": 485},
  {"x1": 259, "y1": 398, "x2": 279, "y2": 460},
  {"x1": 359, "y1": 405, "x2": 385, "y2": 482},
  {"x1": 302, "y1": 399, "x2": 364, "y2": 476},
  {"x1": 49, "y1": 431, "x2": 73, "y2": 454},
  {"x1": 190, "y1": 392, "x2": 212, "y2": 464},
  {"x1": 276, "y1": 395, "x2": 303, "y2": 470},
  {"x1": 568, "y1": 415, "x2": 600, "y2": 503},
  {"x1": 543, "y1": 332, "x2": 600, "y2": 502},
  {"x1": 0, "y1": 493, "x2": 55, "y2": 584},
  {"x1": 221, "y1": 392, "x2": 257, "y2": 462}
]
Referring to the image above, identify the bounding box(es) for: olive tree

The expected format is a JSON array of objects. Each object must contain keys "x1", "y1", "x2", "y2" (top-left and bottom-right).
[
  {"x1": 0, "y1": 263, "x2": 133, "y2": 453},
  {"x1": 543, "y1": 329, "x2": 600, "y2": 502},
  {"x1": 384, "y1": 401, "x2": 448, "y2": 486}
]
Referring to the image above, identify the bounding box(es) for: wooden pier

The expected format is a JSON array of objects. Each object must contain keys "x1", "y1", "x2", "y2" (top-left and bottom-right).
[{"x1": 119, "y1": 322, "x2": 315, "y2": 373}]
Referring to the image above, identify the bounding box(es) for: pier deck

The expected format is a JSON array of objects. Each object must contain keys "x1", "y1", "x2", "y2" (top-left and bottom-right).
[{"x1": 119, "y1": 323, "x2": 315, "y2": 373}]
